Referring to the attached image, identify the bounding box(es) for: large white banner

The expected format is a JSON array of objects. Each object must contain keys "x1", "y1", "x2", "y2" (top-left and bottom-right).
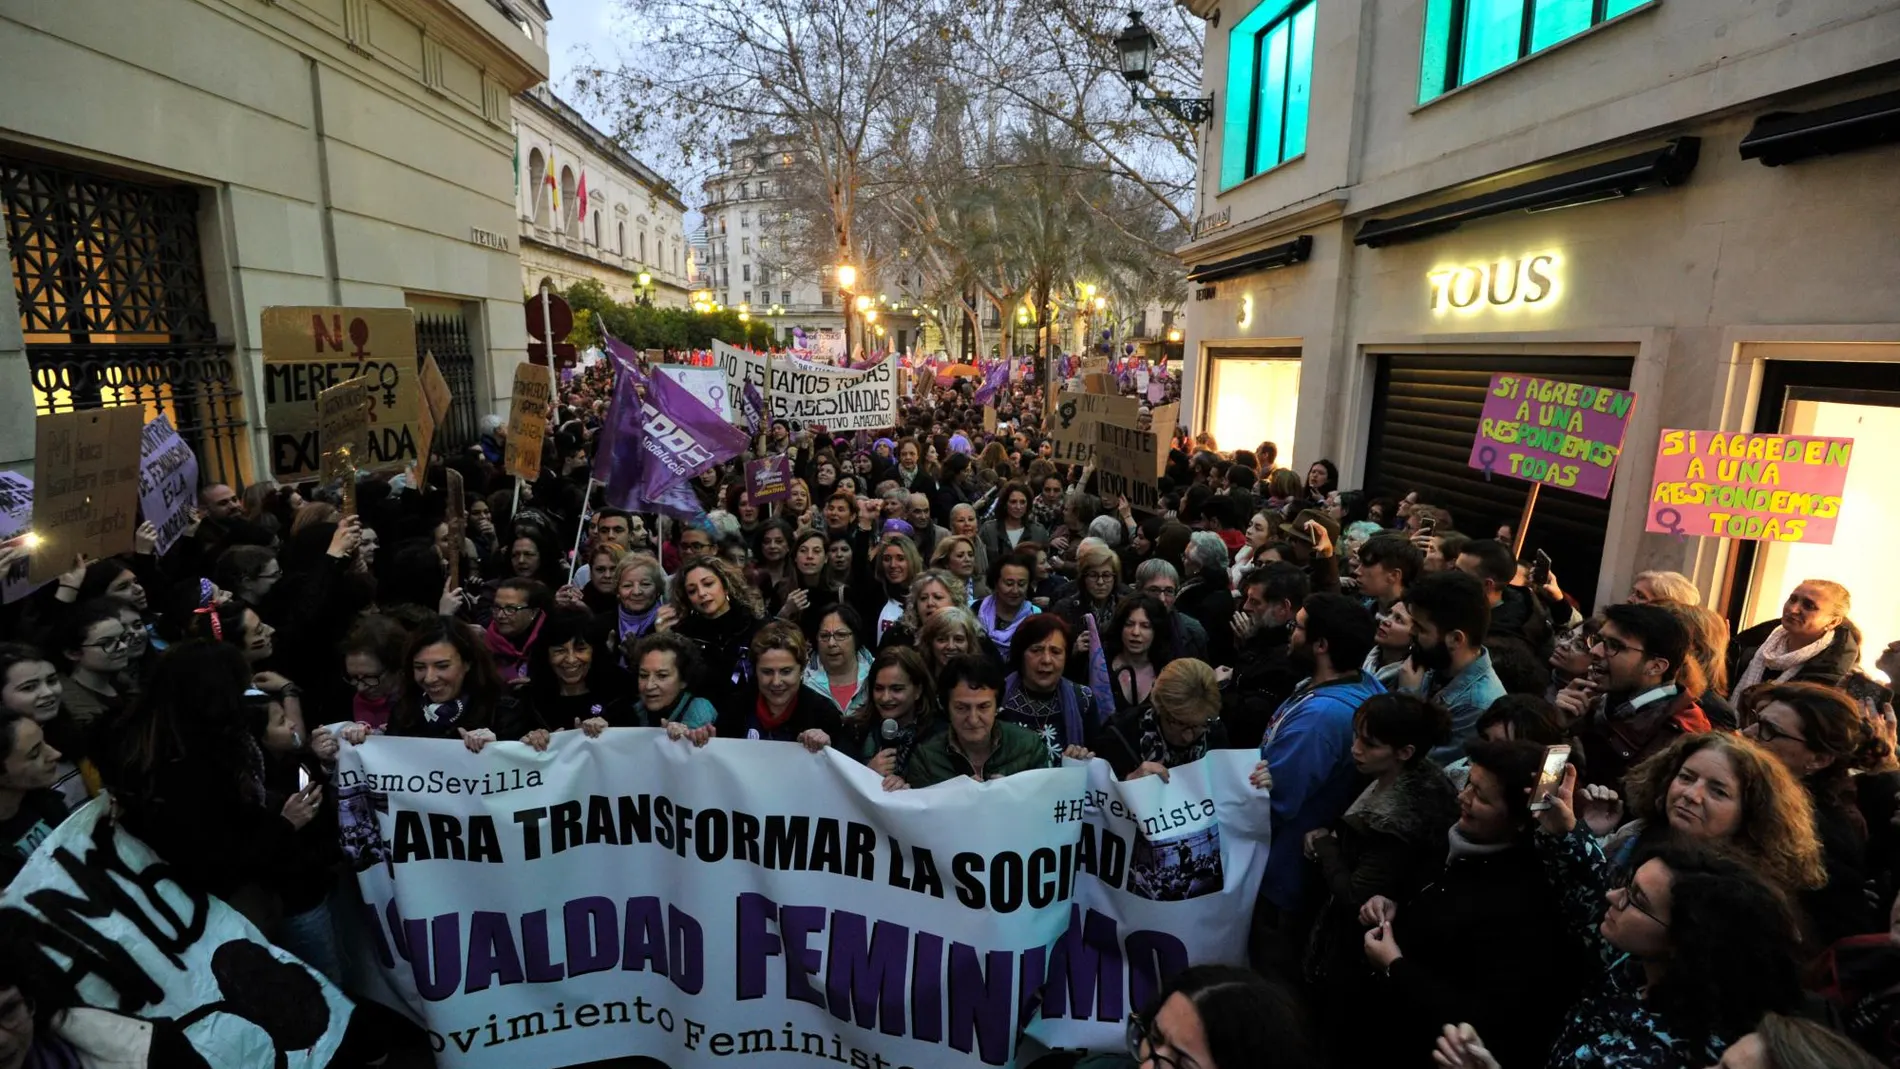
[
  {"x1": 714, "y1": 340, "x2": 900, "y2": 431},
  {"x1": 334, "y1": 731, "x2": 1267, "y2": 1068},
  {"x1": 0, "y1": 797, "x2": 356, "y2": 1068}
]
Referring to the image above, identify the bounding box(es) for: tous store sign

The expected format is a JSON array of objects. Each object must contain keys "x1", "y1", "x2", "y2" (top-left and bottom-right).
[{"x1": 1427, "y1": 252, "x2": 1561, "y2": 316}]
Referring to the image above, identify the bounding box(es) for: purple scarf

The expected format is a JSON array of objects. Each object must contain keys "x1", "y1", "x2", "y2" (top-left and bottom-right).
[
  {"x1": 485, "y1": 612, "x2": 545, "y2": 683},
  {"x1": 618, "y1": 602, "x2": 660, "y2": 642},
  {"x1": 977, "y1": 596, "x2": 1035, "y2": 657}
]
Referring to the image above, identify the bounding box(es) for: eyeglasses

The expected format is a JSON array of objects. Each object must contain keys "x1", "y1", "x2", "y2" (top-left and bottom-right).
[
  {"x1": 1125, "y1": 1013, "x2": 1193, "y2": 1069},
  {"x1": 1587, "y1": 634, "x2": 1647, "y2": 659},
  {"x1": 492, "y1": 604, "x2": 533, "y2": 617},
  {"x1": 1749, "y1": 718, "x2": 1808, "y2": 746},
  {"x1": 345, "y1": 671, "x2": 390, "y2": 689},
  {"x1": 817, "y1": 630, "x2": 855, "y2": 644},
  {"x1": 1143, "y1": 585, "x2": 1177, "y2": 597},
  {"x1": 81, "y1": 633, "x2": 134, "y2": 650},
  {"x1": 1612, "y1": 877, "x2": 1669, "y2": 928}
]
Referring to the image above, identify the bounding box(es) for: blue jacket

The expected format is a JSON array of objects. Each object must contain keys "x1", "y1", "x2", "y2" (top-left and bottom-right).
[
  {"x1": 1381, "y1": 649, "x2": 1506, "y2": 765},
  {"x1": 1259, "y1": 670, "x2": 1386, "y2": 913}
]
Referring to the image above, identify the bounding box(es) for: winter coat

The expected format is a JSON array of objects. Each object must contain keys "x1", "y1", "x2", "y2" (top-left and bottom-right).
[
  {"x1": 1088, "y1": 702, "x2": 1231, "y2": 780},
  {"x1": 1306, "y1": 762, "x2": 1460, "y2": 984},
  {"x1": 1727, "y1": 618, "x2": 1864, "y2": 694},
  {"x1": 978, "y1": 518, "x2": 1051, "y2": 565},
  {"x1": 714, "y1": 683, "x2": 844, "y2": 744},
  {"x1": 1353, "y1": 831, "x2": 1584, "y2": 1069},
  {"x1": 676, "y1": 605, "x2": 762, "y2": 708},
  {"x1": 1222, "y1": 623, "x2": 1300, "y2": 750},
  {"x1": 1259, "y1": 670, "x2": 1386, "y2": 914},
  {"x1": 1175, "y1": 574, "x2": 1236, "y2": 667},
  {"x1": 1490, "y1": 584, "x2": 1555, "y2": 659},
  {"x1": 905, "y1": 721, "x2": 1053, "y2": 787},
  {"x1": 1575, "y1": 686, "x2": 1712, "y2": 792}
]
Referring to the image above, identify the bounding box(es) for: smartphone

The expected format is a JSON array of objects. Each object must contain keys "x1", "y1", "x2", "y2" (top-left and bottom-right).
[
  {"x1": 1528, "y1": 745, "x2": 1572, "y2": 812},
  {"x1": 1531, "y1": 549, "x2": 1552, "y2": 588},
  {"x1": 1418, "y1": 516, "x2": 1436, "y2": 535},
  {"x1": 297, "y1": 766, "x2": 312, "y2": 792}
]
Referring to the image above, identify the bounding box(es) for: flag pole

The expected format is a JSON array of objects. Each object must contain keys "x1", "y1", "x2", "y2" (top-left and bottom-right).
[{"x1": 567, "y1": 477, "x2": 596, "y2": 586}]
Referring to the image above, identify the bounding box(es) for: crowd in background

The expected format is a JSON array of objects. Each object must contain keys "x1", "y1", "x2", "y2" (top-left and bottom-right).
[{"x1": 0, "y1": 353, "x2": 1896, "y2": 1069}]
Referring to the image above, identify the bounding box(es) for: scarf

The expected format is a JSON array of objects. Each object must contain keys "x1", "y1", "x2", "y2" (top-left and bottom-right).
[
  {"x1": 1134, "y1": 705, "x2": 1208, "y2": 768},
  {"x1": 352, "y1": 691, "x2": 394, "y2": 732},
  {"x1": 1735, "y1": 625, "x2": 1836, "y2": 694},
  {"x1": 486, "y1": 612, "x2": 545, "y2": 683},
  {"x1": 978, "y1": 596, "x2": 1035, "y2": 655},
  {"x1": 617, "y1": 602, "x2": 660, "y2": 643},
  {"x1": 1445, "y1": 824, "x2": 1514, "y2": 862},
  {"x1": 756, "y1": 693, "x2": 795, "y2": 733}
]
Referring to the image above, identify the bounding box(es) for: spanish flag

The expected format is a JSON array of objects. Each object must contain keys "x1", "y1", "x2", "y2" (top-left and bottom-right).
[{"x1": 545, "y1": 148, "x2": 560, "y2": 218}]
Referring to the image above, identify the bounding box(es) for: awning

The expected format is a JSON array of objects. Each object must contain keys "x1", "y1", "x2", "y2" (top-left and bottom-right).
[
  {"x1": 1354, "y1": 138, "x2": 1701, "y2": 248},
  {"x1": 1740, "y1": 88, "x2": 1900, "y2": 166},
  {"x1": 1186, "y1": 235, "x2": 1313, "y2": 282}
]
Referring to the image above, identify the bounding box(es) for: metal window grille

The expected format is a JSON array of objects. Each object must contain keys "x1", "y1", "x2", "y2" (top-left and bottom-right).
[
  {"x1": 2, "y1": 154, "x2": 247, "y2": 485},
  {"x1": 414, "y1": 313, "x2": 479, "y2": 450}
]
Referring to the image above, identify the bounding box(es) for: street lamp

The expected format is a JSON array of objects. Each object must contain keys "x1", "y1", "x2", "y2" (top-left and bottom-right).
[
  {"x1": 836, "y1": 264, "x2": 858, "y2": 291},
  {"x1": 1166, "y1": 327, "x2": 1183, "y2": 343},
  {"x1": 1116, "y1": 11, "x2": 1214, "y2": 125}
]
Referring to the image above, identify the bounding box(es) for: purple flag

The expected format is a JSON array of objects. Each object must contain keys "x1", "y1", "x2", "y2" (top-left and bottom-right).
[
  {"x1": 740, "y1": 377, "x2": 766, "y2": 435},
  {"x1": 596, "y1": 348, "x2": 646, "y2": 505},
  {"x1": 636, "y1": 369, "x2": 750, "y2": 502},
  {"x1": 972, "y1": 361, "x2": 1008, "y2": 405}
]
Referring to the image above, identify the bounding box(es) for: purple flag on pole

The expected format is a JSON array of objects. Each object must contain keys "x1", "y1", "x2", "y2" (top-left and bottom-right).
[
  {"x1": 740, "y1": 377, "x2": 766, "y2": 435},
  {"x1": 972, "y1": 362, "x2": 1008, "y2": 405},
  {"x1": 636, "y1": 368, "x2": 751, "y2": 502}
]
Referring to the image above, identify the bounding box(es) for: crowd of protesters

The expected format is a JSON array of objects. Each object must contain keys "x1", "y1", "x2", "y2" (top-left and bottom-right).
[{"x1": 0, "y1": 349, "x2": 1896, "y2": 1069}]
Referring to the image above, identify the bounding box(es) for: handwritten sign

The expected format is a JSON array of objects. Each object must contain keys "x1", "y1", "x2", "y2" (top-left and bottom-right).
[
  {"x1": 504, "y1": 362, "x2": 553, "y2": 482},
  {"x1": 262, "y1": 306, "x2": 421, "y2": 478},
  {"x1": 1647, "y1": 430, "x2": 1853, "y2": 544},
  {"x1": 136, "y1": 415, "x2": 199, "y2": 556},
  {"x1": 1094, "y1": 415, "x2": 1167, "y2": 512},
  {"x1": 28, "y1": 407, "x2": 144, "y2": 586},
  {"x1": 0, "y1": 472, "x2": 39, "y2": 602},
  {"x1": 745, "y1": 455, "x2": 792, "y2": 505},
  {"x1": 415, "y1": 353, "x2": 451, "y2": 487},
  {"x1": 1052, "y1": 391, "x2": 1138, "y2": 466},
  {"x1": 656, "y1": 365, "x2": 733, "y2": 423},
  {"x1": 1466, "y1": 374, "x2": 1636, "y2": 499}
]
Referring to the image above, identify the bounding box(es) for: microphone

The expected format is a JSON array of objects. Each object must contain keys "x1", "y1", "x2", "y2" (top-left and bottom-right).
[{"x1": 881, "y1": 718, "x2": 901, "y2": 742}]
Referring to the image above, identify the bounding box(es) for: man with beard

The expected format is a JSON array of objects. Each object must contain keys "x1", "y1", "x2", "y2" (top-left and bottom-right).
[
  {"x1": 1396, "y1": 570, "x2": 1505, "y2": 764},
  {"x1": 1252, "y1": 592, "x2": 1382, "y2": 975},
  {"x1": 1555, "y1": 602, "x2": 1708, "y2": 790},
  {"x1": 1455, "y1": 538, "x2": 1554, "y2": 658},
  {"x1": 1218, "y1": 563, "x2": 1309, "y2": 748}
]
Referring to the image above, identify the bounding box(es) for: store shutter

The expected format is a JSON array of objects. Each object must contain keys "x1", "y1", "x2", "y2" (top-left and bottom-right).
[{"x1": 1364, "y1": 353, "x2": 1634, "y2": 611}]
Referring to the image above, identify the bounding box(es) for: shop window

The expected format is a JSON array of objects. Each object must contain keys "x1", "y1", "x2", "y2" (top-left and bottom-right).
[
  {"x1": 1219, "y1": 0, "x2": 1316, "y2": 189},
  {"x1": 1419, "y1": 0, "x2": 1651, "y2": 103},
  {"x1": 1203, "y1": 350, "x2": 1301, "y2": 472},
  {"x1": 1725, "y1": 360, "x2": 1900, "y2": 680}
]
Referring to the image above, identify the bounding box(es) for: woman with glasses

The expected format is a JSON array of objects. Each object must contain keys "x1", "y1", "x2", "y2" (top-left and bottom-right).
[
  {"x1": 49, "y1": 600, "x2": 135, "y2": 731},
  {"x1": 1739, "y1": 682, "x2": 1891, "y2": 944},
  {"x1": 1349, "y1": 739, "x2": 1591, "y2": 1067},
  {"x1": 1053, "y1": 543, "x2": 1129, "y2": 670},
  {"x1": 1125, "y1": 963, "x2": 1320, "y2": 1069},
  {"x1": 339, "y1": 613, "x2": 408, "y2": 734},
  {"x1": 1575, "y1": 733, "x2": 1826, "y2": 905},
  {"x1": 804, "y1": 606, "x2": 872, "y2": 719},
  {"x1": 1452, "y1": 761, "x2": 1809, "y2": 1069},
  {"x1": 1089, "y1": 658, "x2": 1228, "y2": 782}
]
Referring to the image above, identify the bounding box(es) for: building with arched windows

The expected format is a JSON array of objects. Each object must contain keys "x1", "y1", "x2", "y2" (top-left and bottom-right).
[
  {"x1": 0, "y1": 0, "x2": 549, "y2": 481},
  {"x1": 512, "y1": 85, "x2": 689, "y2": 309}
]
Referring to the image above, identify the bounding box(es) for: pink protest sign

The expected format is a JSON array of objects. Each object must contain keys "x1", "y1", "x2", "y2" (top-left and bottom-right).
[
  {"x1": 1646, "y1": 430, "x2": 1852, "y2": 544},
  {"x1": 1465, "y1": 374, "x2": 1636, "y2": 500}
]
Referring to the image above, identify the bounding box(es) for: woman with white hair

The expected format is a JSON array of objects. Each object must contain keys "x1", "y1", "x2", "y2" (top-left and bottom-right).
[
  {"x1": 1176, "y1": 531, "x2": 1238, "y2": 667},
  {"x1": 1627, "y1": 570, "x2": 1699, "y2": 606}
]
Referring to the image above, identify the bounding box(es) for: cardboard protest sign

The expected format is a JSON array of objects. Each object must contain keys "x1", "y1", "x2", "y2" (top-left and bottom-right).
[
  {"x1": 504, "y1": 362, "x2": 554, "y2": 482},
  {"x1": 136, "y1": 414, "x2": 199, "y2": 556},
  {"x1": 1052, "y1": 390, "x2": 1139, "y2": 465},
  {"x1": 2, "y1": 797, "x2": 354, "y2": 1067},
  {"x1": 261, "y1": 306, "x2": 422, "y2": 478},
  {"x1": 0, "y1": 472, "x2": 39, "y2": 602},
  {"x1": 1095, "y1": 417, "x2": 1167, "y2": 511},
  {"x1": 419, "y1": 351, "x2": 452, "y2": 425},
  {"x1": 1083, "y1": 372, "x2": 1116, "y2": 395},
  {"x1": 415, "y1": 353, "x2": 451, "y2": 487},
  {"x1": 29, "y1": 407, "x2": 143, "y2": 586},
  {"x1": 1467, "y1": 374, "x2": 1636, "y2": 499},
  {"x1": 983, "y1": 405, "x2": 998, "y2": 434},
  {"x1": 713, "y1": 341, "x2": 899, "y2": 431},
  {"x1": 1647, "y1": 430, "x2": 1853, "y2": 544},
  {"x1": 1149, "y1": 402, "x2": 1181, "y2": 476},
  {"x1": 745, "y1": 455, "x2": 792, "y2": 504}
]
